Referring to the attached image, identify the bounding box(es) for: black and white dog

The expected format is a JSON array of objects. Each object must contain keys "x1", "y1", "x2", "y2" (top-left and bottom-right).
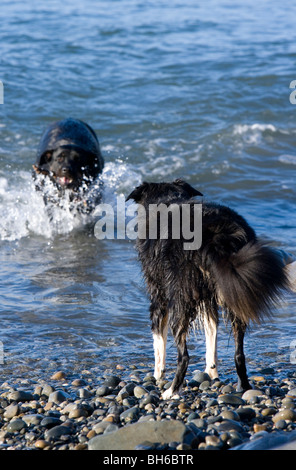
[
  {"x1": 127, "y1": 179, "x2": 290, "y2": 399},
  {"x1": 32, "y1": 118, "x2": 104, "y2": 210}
]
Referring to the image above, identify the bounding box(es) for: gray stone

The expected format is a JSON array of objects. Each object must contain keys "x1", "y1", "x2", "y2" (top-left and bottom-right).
[
  {"x1": 8, "y1": 390, "x2": 34, "y2": 402},
  {"x1": 78, "y1": 388, "x2": 92, "y2": 399},
  {"x1": 236, "y1": 407, "x2": 256, "y2": 421},
  {"x1": 120, "y1": 406, "x2": 140, "y2": 422},
  {"x1": 22, "y1": 414, "x2": 44, "y2": 426},
  {"x1": 218, "y1": 394, "x2": 245, "y2": 406},
  {"x1": 44, "y1": 424, "x2": 74, "y2": 441},
  {"x1": 192, "y1": 371, "x2": 211, "y2": 384},
  {"x1": 103, "y1": 375, "x2": 121, "y2": 388},
  {"x1": 215, "y1": 419, "x2": 245, "y2": 433},
  {"x1": 221, "y1": 384, "x2": 235, "y2": 394},
  {"x1": 118, "y1": 382, "x2": 136, "y2": 397},
  {"x1": 199, "y1": 380, "x2": 211, "y2": 391},
  {"x1": 6, "y1": 418, "x2": 27, "y2": 432},
  {"x1": 241, "y1": 389, "x2": 264, "y2": 401},
  {"x1": 232, "y1": 431, "x2": 296, "y2": 450},
  {"x1": 40, "y1": 416, "x2": 62, "y2": 428},
  {"x1": 4, "y1": 404, "x2": 19, "y2": 419},
  {"x1": 88, "y1": 419, "x2": 186, "y2": 450},
  {"x1": 48, "y1": 390, "x2": 72, "y2": 404},
  {"x1": 96, "y1": 386, "x2": 112, "y2": 397},
  {"x1": 220, "y1": 410, "x2": 240, "y2": 421},
  {"x1": 41, "y1": 384, "x2": 55, "y2": 397},
  {"x1": 133, "y1": 386, "x2": 148, "y2": 399}
]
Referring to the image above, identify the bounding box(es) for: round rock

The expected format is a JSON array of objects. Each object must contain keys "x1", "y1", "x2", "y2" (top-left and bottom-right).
[
  {"x1": 48, "y1": 390, "x2": 72, "y2": 404},
  {"x1": 272, "y1": 409, "x2": 296, "y2": 423},
  {"x1": 242, "y1": 389, "x2": 264, "y2": 402},
  {"x1": 192, "y1": 371, "x2": 211, "y2": 384},
  {"x1": 8, "y1": 390, "x2": 34, "y2": 402},
  {"x1": 218, "y1": 394, "x2": 245, "y2": 406},
  {"x1": 6, "y1": 418, "x2": 27, "y2": 432}
]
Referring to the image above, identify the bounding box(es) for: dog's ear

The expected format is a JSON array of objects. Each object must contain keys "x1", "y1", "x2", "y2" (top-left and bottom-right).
[
  {"x1": 32, "y1": 164, "x2": 50, "y2": 176},
  {"x1": 173, "y1": 179, "x2": 203, "y2": 197},
  {"x1": 126, "y1": 182, "x2": 149, "y2": 202}
]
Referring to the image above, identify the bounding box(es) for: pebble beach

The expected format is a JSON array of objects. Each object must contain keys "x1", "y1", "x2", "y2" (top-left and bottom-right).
[{"x1": 1, "y1": 364, "x2": 296, "y2": 451}]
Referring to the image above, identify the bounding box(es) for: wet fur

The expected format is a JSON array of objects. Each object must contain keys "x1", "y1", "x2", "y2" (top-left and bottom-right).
[
  {"x1": 33, "y1": 118, "x2": 104, "y2": 195},
  {"x1": 127, "y1": 179, "x2": 289, "y2": 398}
]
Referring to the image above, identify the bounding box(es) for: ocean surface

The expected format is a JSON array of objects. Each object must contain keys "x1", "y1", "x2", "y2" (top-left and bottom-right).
[{"x1": 0, "y1": 0, "x2": 296, "y2": 384}]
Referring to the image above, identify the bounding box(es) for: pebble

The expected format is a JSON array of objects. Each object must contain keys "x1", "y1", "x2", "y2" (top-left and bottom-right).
[
  {"x1": 133, "y1": 386, "x2": 148, "y2": 399},
  {"x1": 6, "y1": 418, "x2": 27, "y2": 432},
  {"x1": 44, "y1": 425, "x2": 73, "y2": 441},
  {"x1": 48, "y1": 390, "x2": 72, "y2": 404},
  {"x1": 4, "y1": 404, "x2": 19, "y2": 419},
  {"x1": 51, "y1": 371, "x2": 66, "y2": 380},
  {"x1": 0, "y1": 367, "x2": 295, "y2": 450},
  {"x1": 35, "y1": 439, "x2": 49, "y2": 449},
  {"x1": 236, "y1": 407, "x2": 256, "y2": 421},
  {"x1": 272, "y1": 409, "x2": 296, "y2": 423},
  {"x1": 8, "y1": 391, "x2": 34, "y2": 402},
  {"x1": 218, "y1": 394, "x2": 245, "y2": 406},
  {"x1": 242, "y1": 389, "x2": 264, "y2": 401}
]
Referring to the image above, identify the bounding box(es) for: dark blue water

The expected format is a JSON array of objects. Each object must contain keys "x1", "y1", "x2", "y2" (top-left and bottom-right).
[{"x1": 0, "y1": 0, "x2": 295, "y2": 383}]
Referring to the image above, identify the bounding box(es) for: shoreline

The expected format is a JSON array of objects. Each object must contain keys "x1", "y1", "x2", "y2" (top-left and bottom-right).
[{"x1": 0, "y1": 364, "x2": 296, "y2": 450}]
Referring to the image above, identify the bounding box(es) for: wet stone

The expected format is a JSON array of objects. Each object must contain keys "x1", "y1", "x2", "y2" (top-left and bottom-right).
[
  {"x1": 192, "y1": 371, "x2": 211, "y2": 384},
  {"x1": 242, "y1": 389, "x2": 264, "y2": 402},
  {"x1": 8, "y1": 391, "x2": 34, "y2": 402},
  {"x1": 40, "y1": 417, "x2": 62, "y2": 429},
  {"x1": 48, "y1": 390, "x2": 72, "y2": 404},
  {"x1": 4, "y1": 404, "x2": 19, "y2": 419},
  {"x1": 51, "y1": 371, "x2": 66, "y2": 381},
  {"x1": 103, "y1": 375, "x2": 121, "y2": 388},
  {"x1": 41, "y1": 384, "x2": 55, "y2": 397},
  {"x1": 6, "y1": 418, "x2": 27, "y2": 433},
  {"x1": 120, "y1": 406, "x2": 140, "y2": 422},
  {"x1": 218, "y1": 394, "x2": 245, "y2": 406},
  {"x1": 272, "y1": 409, "x2": 296, "y2": 423},
  {"x1": 236, "y1": 407, "x2": 256, "y2": 421},
  {"x1": 44, "y1": 424, "x2": 74, "y2": 441},
  {"x1": 133, "y1": 386, "x2": 148, "y2": 399},
  {"x1": 96, "y1": 386, "x2": 112, "y2": 397}
]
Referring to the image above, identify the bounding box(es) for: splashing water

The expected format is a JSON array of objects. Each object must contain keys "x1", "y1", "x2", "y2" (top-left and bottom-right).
[{"x1": 0, "y1": 159, "x2": 141, "y2": 241}]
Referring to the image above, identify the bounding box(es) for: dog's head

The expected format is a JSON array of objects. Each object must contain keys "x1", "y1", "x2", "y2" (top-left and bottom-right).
[
  {"x1": 33, "y1": 146, "x2": 101, "y2": 191},
  {"x1": 126, "y1": 179, "x2": 203, "y2": 205},
  {"x1": 33, "y1": 118, "x2": 104, "y2": 192}
]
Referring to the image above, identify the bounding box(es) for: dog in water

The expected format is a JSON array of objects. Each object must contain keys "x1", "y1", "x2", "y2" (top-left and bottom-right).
[
  {"x1": 127, "y1": 179, "x2": 289, "y2": 399},
  {"x1": 33, "y1": 118, "x2": 104, "y2": 210}
]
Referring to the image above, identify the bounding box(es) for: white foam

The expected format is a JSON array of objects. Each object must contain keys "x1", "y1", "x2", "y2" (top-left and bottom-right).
[
  {"x1": 0, "y1": 159, "x2": 141, "y2": 241},
  {"x1": 278, "y1": 154, "x2": 296, "y2": 165},
  {"x1": 233, "y1": 123, "x2": 277, "y2": 145}
]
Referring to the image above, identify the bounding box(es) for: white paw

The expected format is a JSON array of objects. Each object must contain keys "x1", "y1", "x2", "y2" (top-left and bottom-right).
[
  {"x1": 161, "y1": 387, "x2": 181, "y2": 400},
  {"x1": 162, "y1": 387, "x2": 173, "y2": 400}
]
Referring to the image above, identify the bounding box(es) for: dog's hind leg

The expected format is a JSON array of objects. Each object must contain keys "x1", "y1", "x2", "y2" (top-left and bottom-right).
[
  {"x1": 153, "y1": 313, "x2": 169, "y2": 380},
  {"x1": 231, "y1": 316, "x2": 252, "y2": 392},
  {"x1": 204, "y1": 315, "x2": 219, "y2": 380},
  {"x1": 162, "y1": 328, "x2": 189, "y2": 400}
]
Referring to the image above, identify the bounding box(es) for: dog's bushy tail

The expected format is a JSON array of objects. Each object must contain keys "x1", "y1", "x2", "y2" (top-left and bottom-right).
[{"x1": 209, "y1": 242, "x2": 289, "y2": 324}]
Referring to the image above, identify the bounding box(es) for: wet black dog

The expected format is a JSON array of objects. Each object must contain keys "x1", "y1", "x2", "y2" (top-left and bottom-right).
[
  {"x1": 127, "y1": 179, "x2": 289, "y2": 398},
  {"x1": 33, "y1": 118, "x2": 104, "y2": 208}
]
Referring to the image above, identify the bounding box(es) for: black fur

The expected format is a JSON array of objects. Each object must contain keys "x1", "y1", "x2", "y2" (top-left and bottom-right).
[
  {"x1": 127, "y1": 179, "x2": 289, "y2": 395},
  {"x1": 33, "y1": 118, "x2": 104, "y2": 193}
]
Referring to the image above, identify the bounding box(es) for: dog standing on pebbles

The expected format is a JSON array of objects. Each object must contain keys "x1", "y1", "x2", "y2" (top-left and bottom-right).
[{"x1": 127, "y1": 179, "x2": 290, "y2": 399}]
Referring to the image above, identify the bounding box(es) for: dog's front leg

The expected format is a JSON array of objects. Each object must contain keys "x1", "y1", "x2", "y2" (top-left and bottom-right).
[{"x1": 204, "y1": 315, "x2": 219, "y2": 379}]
